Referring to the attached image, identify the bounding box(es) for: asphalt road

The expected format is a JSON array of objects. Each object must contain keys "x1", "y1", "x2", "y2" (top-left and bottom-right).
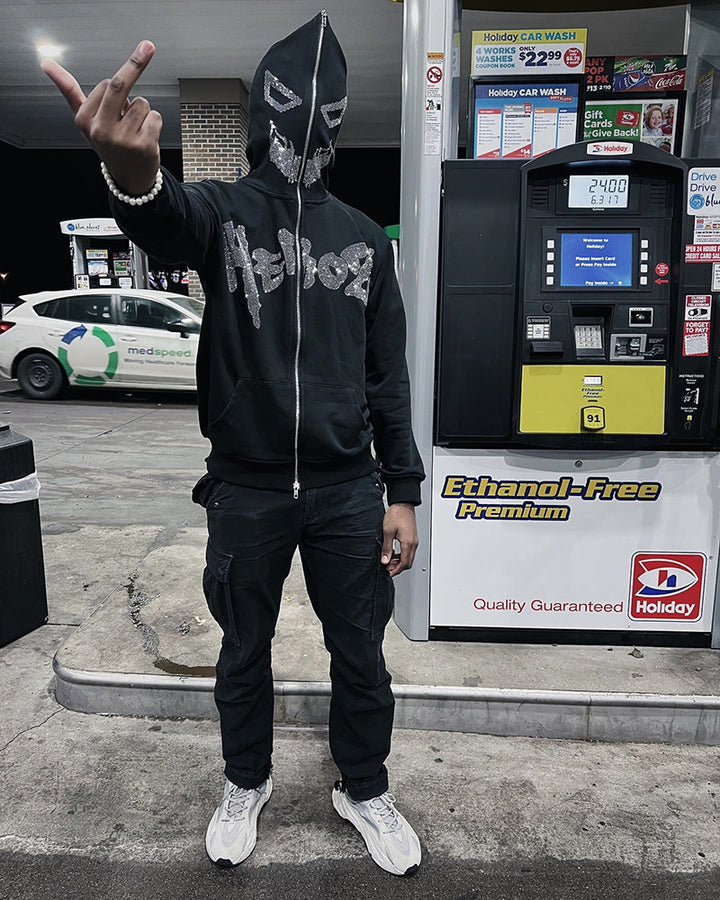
[{"x1": 1, "y1": 853, "x2": 718, "y2": 900}]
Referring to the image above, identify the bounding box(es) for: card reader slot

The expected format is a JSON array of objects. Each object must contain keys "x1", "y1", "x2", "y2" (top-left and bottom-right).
[{"x1": 530, "y1": 340, "x2": 565, "y2": 355}]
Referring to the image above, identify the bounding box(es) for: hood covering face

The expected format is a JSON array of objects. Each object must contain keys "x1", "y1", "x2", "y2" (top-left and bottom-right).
[{"x1": 245, "y1": 11, "x2": 347, "y2": 197}]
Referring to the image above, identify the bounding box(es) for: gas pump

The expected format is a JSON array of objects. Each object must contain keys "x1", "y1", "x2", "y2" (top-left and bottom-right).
[
  {"x1": 60, "y1": 218, "x2": 148, "y2": 290},
  {"x1": 60, "y1": 218, "x2": 189, "y2": 294},
  {"x1": 436, "y1": 142, "x2": 717, "y2": 450},
  {"x1": 394, "y1": 0, "x2": 720, "y2": 649}
]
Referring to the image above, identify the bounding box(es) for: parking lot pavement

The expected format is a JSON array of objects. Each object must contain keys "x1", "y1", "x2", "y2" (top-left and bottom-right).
[
  {"x1": 1, "y1": 386, "x2": 719, "y2": 898},
  {"x1": 0, "y1": 381, "x2": 207, "y2": 628}
]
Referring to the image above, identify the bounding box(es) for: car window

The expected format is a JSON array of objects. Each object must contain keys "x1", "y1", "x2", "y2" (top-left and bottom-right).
[
  {"x1": 165, "y1": 294, "x2": 205, "y2": 318},
  {"x1": 34, "y1": 298, "x2": 68, "y2": 319},
  {"x1": 120, "y1": 297, "x2": 200, "y2": 333},
  {"x1": 65, "y1": 294, "x2": 114, "y2": 323}
]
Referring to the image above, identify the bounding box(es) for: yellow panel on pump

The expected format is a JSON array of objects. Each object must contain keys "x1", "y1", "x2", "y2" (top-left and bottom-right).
[{"x1": 520, "y1": 365, "x2": 666, "y2": 434}]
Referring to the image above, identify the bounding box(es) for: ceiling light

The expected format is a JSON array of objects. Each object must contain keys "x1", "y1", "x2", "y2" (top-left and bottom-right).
[{"x1": 36, "y1": 43, "x2": 64, "y2": 59}]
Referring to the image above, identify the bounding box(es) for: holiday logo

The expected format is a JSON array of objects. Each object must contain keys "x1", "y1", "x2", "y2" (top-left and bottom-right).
[
  {"x1": 586, "y1": 141, "x2": 634, "y2": 156},
  {"x1": 615, "y1": 108, "x2": 640, "y2": 128},
  {"x1": 629, "y1": 553, "x2": 705, "y2": 621}
]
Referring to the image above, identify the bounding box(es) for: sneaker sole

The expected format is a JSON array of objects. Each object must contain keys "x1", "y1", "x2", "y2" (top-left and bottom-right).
[
  {"x1": 332, "y1": 790, "x2": 420, "y2": 877},
  {"x1": 206, "y1": 780, "x2": 273, "y2": 868}
]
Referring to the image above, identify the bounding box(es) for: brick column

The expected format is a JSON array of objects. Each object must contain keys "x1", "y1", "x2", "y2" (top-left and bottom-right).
[{"x1": 178, "y1": 79, "x2": 249, "y2": 300}]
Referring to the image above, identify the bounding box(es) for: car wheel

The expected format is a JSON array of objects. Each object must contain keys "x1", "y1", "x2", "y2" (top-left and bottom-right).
[{"x1": 17, "y1": 353, "x2": 65, "y2": 400}]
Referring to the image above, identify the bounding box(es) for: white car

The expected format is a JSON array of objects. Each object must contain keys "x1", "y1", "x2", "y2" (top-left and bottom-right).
[{"x1": 0, "y1": 288, "x2": 204, "y2": 400}]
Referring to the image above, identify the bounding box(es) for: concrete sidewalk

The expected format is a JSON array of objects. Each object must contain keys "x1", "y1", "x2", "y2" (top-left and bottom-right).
[
  {"x1": 3, "y1": 625, "x2": 720, "y2": 896},
  {"x1": 2, "y1": 385, "x2": 720, "y2": 897},
  {"x1": 52, "y1": 525, "x2": 720, "y2": 744},
  {"x1": 1, "y1": 381, "x2": 719, "y2": 745}
]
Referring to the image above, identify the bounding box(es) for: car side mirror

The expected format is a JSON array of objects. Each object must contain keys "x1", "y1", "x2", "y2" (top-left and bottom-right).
[{"x1": 166, "y1": 321, "x2": 190, "y2": 338}]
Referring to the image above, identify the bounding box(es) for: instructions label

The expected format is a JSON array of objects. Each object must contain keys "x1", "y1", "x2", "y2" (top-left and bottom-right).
[
  {"x1": 472, "y1": 28, "x2": 586, "y2": 76},
  {"x1": 713, "y1": 263, "x2": 720, "y2": 292}
]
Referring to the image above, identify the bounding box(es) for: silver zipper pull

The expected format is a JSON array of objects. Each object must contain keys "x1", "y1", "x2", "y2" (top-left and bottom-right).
[
  {"x1": 321, "y1": 10, "x2": 327, "y2": 26},
  {"x1": 293, "y1": 480, "x2": 300, "y2": 500}
]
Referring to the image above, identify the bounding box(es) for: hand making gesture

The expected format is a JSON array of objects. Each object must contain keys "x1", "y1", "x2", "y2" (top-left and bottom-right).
[{"x1": 41, "y1": 41, "x2": 162, "y2": 198}]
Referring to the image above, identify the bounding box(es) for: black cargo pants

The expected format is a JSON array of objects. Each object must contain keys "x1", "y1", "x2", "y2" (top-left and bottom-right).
[{"x1": 192, "y1": 471, "x2": 396, "y2": 801}]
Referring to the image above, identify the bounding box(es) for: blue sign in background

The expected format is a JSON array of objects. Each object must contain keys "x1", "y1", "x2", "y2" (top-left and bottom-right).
[{"x1": 471, "y1": 81, "x2": 580, "y2": 159}]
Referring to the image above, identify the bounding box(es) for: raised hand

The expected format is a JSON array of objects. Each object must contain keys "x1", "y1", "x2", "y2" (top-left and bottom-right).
[{"x1": 41, "y1": 41, "x2": 162, "y2": 196}]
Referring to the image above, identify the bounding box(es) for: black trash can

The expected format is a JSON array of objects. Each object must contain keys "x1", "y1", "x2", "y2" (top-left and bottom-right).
[{"x1": 0, "y1": 425, "x2": 48, "y2": 647}]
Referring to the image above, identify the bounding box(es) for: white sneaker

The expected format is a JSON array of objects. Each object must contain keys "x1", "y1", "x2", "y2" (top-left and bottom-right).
[
  {"x1": 332, "y1": 780, "x2": 421, "y2": 876},
  {"x1": 205, "y1": 776, "x2": 273, "y2": 867}
]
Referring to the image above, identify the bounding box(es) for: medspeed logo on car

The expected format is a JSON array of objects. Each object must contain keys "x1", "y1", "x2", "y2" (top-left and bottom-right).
[{"x1": 629, "y1": 553, "x2": 705, "y2": 621}]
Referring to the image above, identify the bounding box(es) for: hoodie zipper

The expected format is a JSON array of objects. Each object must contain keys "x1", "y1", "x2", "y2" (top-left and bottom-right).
[{"x1": 292, "y1": 10, "x2": 327, "y2": 500}]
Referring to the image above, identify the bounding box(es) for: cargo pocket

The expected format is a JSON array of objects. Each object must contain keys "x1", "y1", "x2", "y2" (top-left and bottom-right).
[
  {"x1": 370, "y1": 537, "x2": 395, "y2": 641},
  {"x1": 202, "y1": 540, "x2": 240, "y2": 647}
]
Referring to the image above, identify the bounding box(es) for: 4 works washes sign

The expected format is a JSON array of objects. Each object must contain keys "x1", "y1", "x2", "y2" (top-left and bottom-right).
[{"x1": 472, "y1": 28, "x2": 587, "y2": 76}]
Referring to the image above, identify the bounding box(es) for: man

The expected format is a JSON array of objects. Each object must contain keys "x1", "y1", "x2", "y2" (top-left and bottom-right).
[{"x1": 43, "y1": 11, "x2": 425, "y2": 877}]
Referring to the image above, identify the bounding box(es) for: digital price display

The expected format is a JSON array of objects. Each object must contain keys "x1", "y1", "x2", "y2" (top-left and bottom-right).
[
  {"x1": 568, "y1": 175, "x2": 630, "y2": 209},
  {"x1": 560, "y1": 232, "x2": 634, "y2": 287}
]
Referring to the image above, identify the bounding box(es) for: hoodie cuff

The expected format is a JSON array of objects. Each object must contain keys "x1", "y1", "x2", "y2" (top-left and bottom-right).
[{"x1": 385, "y1": 477, "x2": 422, "y2": 507}]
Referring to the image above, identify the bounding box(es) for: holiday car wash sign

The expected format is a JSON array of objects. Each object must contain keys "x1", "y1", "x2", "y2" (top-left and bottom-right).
[
  {"x1": 429, "y1": 449, "x2": 719, "y2": 632},
  {"x1": 472, "y1": 28, "x2": 586, "y2": 76}
]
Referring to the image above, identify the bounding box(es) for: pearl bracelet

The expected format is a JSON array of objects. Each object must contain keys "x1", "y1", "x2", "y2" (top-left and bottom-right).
[{"x1": 101, "y1": 162, "x2": 163, "y2": 206}]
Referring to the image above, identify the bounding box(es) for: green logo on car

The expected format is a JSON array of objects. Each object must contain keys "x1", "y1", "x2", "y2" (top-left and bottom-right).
[{"x1": 57, "y1": 324, "x2": 118, "y2": 385}]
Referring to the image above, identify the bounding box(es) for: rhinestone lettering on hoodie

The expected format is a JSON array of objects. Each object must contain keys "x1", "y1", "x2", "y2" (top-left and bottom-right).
[{"x1": 223, "y1": 222, "x2": 374, "y2": 327}]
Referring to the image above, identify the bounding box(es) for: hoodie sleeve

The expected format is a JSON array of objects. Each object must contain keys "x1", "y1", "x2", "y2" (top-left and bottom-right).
[
  {"x1": 365, "y1": 241, "x2": 425, "y2": 507},
  {"x1": 108, "y1": 167, "x2": 219, "y2": 273}
]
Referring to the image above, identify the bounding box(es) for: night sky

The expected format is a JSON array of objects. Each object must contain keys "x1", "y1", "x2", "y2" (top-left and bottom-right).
[{"x1": 0, "y1": 141, "x2": 400, "y2": 304}]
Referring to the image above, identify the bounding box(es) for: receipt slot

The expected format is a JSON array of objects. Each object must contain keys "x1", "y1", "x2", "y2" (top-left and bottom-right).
[{"x1": 436, "y1": 141, "x2": 713, "y2": 450}]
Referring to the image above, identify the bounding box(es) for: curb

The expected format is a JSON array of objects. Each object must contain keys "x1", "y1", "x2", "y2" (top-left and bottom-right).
[{"x1": 53, "y1": 655, "x2": 720, "y2": 746}]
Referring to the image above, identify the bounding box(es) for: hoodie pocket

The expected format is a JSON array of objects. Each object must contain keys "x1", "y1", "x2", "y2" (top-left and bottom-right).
[
  {"x1": 208, "y1": 378, "x2": 294, "y2": 462},
  {"x1": 300, "y1": 383, "x2": 368, "y2": 462}
]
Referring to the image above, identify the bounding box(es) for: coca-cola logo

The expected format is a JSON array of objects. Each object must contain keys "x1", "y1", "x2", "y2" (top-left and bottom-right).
[{"x1": 653, "y1": 73, "x2": 685, "y2": 89}]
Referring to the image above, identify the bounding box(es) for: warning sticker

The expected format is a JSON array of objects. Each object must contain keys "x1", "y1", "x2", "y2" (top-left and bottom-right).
[
  {"x1": 684, "y1": 321, "x2": 710, "y2": 356},
  {"x1": 685, "y1": 294, "x2": 712, "y2": 321},
  {"x1": 424, "y1": 52, "x2": 444, "y2": 156}
]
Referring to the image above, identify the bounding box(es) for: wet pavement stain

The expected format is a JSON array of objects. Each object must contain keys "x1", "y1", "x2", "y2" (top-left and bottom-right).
[{"x1": 152, "y1": 657, "x2": 216, "y2": 677}]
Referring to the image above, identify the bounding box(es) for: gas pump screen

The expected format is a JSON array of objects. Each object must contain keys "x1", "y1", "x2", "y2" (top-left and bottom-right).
[
  {"x1": 559, "y1": 232, "x2": 634, "y2": 288},
  {"x1": 568, "y1": 175, "x2": 629, "y2": 208}
]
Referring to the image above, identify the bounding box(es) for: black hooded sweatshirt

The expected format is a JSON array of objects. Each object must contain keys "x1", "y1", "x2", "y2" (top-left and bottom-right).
[{"x1": 110, "y1": 11, "x2": 424, "y2": 505}]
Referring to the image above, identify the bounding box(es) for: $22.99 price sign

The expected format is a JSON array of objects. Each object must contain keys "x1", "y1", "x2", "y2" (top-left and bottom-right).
[{"x1": 472, "y1": 29, "x2": 587, "y2": 76}]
